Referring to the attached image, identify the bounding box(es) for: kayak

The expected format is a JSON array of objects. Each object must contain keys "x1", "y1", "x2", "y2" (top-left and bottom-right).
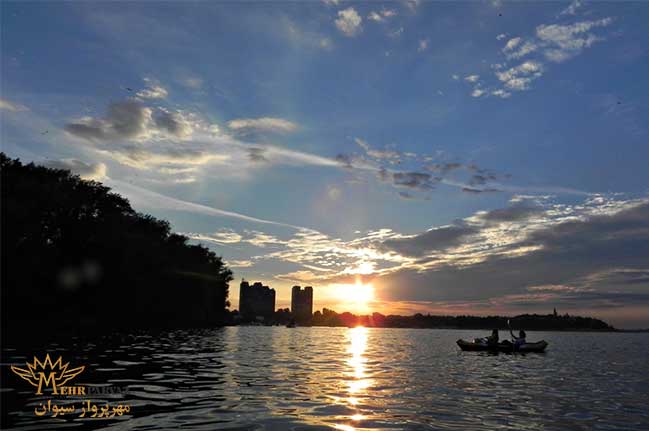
[{"x1": 457, "y1": 339, "x2": 548, "y2": 353}]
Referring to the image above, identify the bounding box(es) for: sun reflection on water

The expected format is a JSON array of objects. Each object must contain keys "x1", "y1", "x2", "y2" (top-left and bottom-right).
[{"x1": 336, "y1": 326, "x2": 374, "y2": 430}]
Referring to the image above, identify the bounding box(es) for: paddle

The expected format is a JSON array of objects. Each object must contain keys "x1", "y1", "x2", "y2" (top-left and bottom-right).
[{"x1": 507, "y1": 319, "x2": 515, "y2": 353}]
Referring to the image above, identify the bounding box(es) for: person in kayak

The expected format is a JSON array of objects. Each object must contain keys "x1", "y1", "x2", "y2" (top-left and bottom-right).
[
  {"x1": 510, "y1": 329, "x2": 527, "y2": 349},
  {"x1": 485, "y1": 329, "x2": 499, "y2": 347}
]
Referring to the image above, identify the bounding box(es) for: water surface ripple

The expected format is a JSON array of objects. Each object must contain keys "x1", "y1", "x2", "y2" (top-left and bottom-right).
[{"x1": 2, "y1": 327, "x2": 648, "y2": 430}]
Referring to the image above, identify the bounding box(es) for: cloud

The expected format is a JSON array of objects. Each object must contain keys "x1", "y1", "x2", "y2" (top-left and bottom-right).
[
  {"x1": 503, "y1": 37, "x2": 522, "y2": 52},
  {"x1": 226, "y1": 117, "x2": 298, "y2": 134},
  {"x1": 246, "y1": 147, "x2": 269, "y2": 163},
  {"x1": 424, "y1": 162, "x2": 462, "y2": 175},
  {"x1": 227, "y1": 260, "x2": 254, "y2": 268},
  {"x1": 505, "y1": 40, "x2": 538, "y2": 60},
  {"x1": 403, "y1": 0, "x2": 420, "y2": 12},
  {"x1": 474, "y1": 199, "x2": 542, "y2": 223},
  {"x1": 65, "y1": 100, "x2": 154, "y2": 141},
  {"x1": 0, "y1": 98, "x2": 29, "y2": 112},
  {"x1": 179, "y1": 192, "x2": 649, "y2": 327},
  {"x1": 60, "y1": 100, "x2": 522, "y2": 197},
  {"x1": 461, "y1": 186, "x2": 500, "y2": 194},
  {"x1": 471, "y1": 88, "x2": 486, "y2": 98},
  {"x1": 496, "y1": 60, "x2": 544, "y2": 91},
  {"x1": 109, "y1": 179, "x2": 305, "y2": 229},
  {"x1": 136, "y1": 78, "x2": 168, "y2": 99},
  {"x1": 355, "y1": 138, "x2": 400, "y2": 163},
  {"x1": 284, "y1": 18, "x2": 334, "y2": 51},
  {"x1": 491, "y1": 89, "x2": 511, "y2": 98},
  {"x1": 344, "y1": 144, "x2": 511, "y2": 197},
  {"x1": 187, "y1": 229, "x2": 284, "y2": 248},
  {"x1": 136, "y1": 85, "x2": 168, "y2": 100},
  {"x1": 559, "y1": 0, "x2": 583, "y2": 16},
  {"x1": 335, "y1": 7, "x2": 362, "y2": 37},
  {"x1": 189, "y1": 229, "x2": 243, "y2": 244},
  {"x1": 368, "y1": 9, "x2": 397, "y2": 23},
  {"x1": 42, "y1": 159, "x2": 108, "y2": 181},
  {"x1": 153, "y1": 109, "x2": 193, "y2": 139},
  {"x1": 417, "y1": 39, "x2": 429, "y2": 52},
  {"x1": 382, "y1": 223, "x2": 479, "y2": 257},
  {"x1": 460, "y1": 9, "x2": 614, "y2": 98},
  {"x1": 536, "y1": 18, "x2": 613, "y2": 62},
  {"x1": 275, "y1": 270, "x2": 324, "y2": 283},
  {"x1": 391, "y1": 172, "x2": 437, "y2": 191},
  {"x1": 464, "y1": 74, "x2": 480, "y2": 83},
  {"x1": 181, "y1": 77, "x2": 204, "y2": 89},
  {"x1": 375, "y1": 198, "x2": 649, "y2": 319},
  {"x1": 64, "y1": 99, "x2": 202, "y2": 157},
  {"x1": 388, "y1": 27, "x2": 404, "y2": 38},
  {"x1": 98, "y1": 147, "x2": 227, "y2": 170}
]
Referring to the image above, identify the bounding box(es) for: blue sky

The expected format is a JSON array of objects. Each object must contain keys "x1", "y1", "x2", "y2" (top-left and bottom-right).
[{"x1": 2, "y1": 1, "x2": 649, "y2": 327}]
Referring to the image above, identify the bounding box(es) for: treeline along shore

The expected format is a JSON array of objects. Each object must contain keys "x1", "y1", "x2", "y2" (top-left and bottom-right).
[
  {"x1": 1, "y1": 153, "x2": 232, "y2": 340},
  {"x1": 306, "y1": 308, "x2": 615, "y2": 331}
]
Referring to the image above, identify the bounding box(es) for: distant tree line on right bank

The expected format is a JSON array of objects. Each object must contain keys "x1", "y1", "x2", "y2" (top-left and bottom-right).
[{"x1": 309, "y1": 308, "x2": 614, "y2": 331}]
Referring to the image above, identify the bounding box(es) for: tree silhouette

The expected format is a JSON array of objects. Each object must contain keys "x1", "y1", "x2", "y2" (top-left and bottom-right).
[{"x1": 1, "y1": 153, "x2": 232, "y2": 338}]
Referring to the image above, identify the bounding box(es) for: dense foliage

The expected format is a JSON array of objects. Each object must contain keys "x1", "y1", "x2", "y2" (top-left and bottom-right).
[
  {"x1": 1, "y1": 153, "x2": 232, "y2": 336},
  {"x1": 311, "y1": 309, "x2": 614, "y2": 331}
]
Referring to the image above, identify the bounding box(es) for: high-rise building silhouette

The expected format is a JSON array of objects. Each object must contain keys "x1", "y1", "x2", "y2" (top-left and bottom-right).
[
  {"x1": 239, "y1": 280, "x2": 275, "y2": 321},
  {"x1": 291, "y1": 285, "x2": 313, "y2": 324}
]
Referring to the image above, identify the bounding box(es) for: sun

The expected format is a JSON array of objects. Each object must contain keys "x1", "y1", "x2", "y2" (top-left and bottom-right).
[{"x1": 331, "y1": 279, "x2": 375, "y2": 313}]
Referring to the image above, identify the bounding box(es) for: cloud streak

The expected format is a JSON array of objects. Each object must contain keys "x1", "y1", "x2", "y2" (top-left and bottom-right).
[{"x1": 107, "y1": 179, "x2": 305, "y2": 229}]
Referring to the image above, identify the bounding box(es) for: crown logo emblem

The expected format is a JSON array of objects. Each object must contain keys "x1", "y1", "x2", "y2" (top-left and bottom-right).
[{"x1": 11, "y1": 354, "x2": 85, "y2": 395}]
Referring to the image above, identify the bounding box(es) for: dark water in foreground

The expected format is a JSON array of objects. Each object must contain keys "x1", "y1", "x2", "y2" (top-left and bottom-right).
[{"x1": 2, "y1": 327, "x2": 649, "y2": 430}]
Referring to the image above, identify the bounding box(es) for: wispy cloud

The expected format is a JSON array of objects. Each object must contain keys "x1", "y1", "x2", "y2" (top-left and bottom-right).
[
  {"x1": 458, "y1": 5, "x2": 614, "y2": 98},
  {"x1": 368, "y1": 9, "x2": 397, "y2": 23},
  {"x1": 108, "y1": 179, "x2": 305, "y2": 229},
  {"x1": 284, "y1": 18, "x2": 333, "y2": 51},
  {"x1": 537, "y1": 18, "x2": 613, "y2": 63},
  {"x1": 226, "y1": 117, "x2": 298, "y2": 134},
  {"x1": 136, "y1": 78, "x2": 168, "y2": 99},
  {"x1": 559, "y1": 0, "x2": 583, "y2": 17},
  {"x1": 0, "y1": 98, "x2": 29, "y2": 112}
]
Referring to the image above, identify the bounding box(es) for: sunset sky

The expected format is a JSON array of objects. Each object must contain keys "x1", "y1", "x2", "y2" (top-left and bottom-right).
[{"x1": 2, "y1": 1, "x2": 649, "y2": 327}]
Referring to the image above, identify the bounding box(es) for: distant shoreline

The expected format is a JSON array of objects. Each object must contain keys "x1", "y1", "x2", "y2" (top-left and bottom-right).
[
  {"x1": 301, "y1": 310, "x2": 619, "y2": 332},
  {"x1": 307, "y1": 324, "x2": 622, "y2": 332},
  {"x1": 304, "y1": 325, "x2": 649, "y2": 334}
]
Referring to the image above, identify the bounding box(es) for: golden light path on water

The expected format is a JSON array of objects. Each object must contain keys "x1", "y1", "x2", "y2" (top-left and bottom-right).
[{"x1": 332, "y1": 326, "x2": 373, "y2": 431}]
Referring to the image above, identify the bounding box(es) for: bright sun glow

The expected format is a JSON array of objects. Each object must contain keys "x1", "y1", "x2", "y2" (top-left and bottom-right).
[{"x1": 330, "y1": 280, "x2": 375, "y2": 313}]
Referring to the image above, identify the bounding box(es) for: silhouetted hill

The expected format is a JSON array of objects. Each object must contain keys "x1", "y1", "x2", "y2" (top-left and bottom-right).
[
  {"x1": 311, "y1": 309, "x2": 615, "y2": 331},
  {"x1": 1, "y1": 153, "x2": 232, "y2": 339}
]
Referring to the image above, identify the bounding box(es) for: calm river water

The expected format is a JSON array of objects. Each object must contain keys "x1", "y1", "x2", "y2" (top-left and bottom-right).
[{"x1": 2, "y1": 327, "x2": 649, "y2": 430}]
